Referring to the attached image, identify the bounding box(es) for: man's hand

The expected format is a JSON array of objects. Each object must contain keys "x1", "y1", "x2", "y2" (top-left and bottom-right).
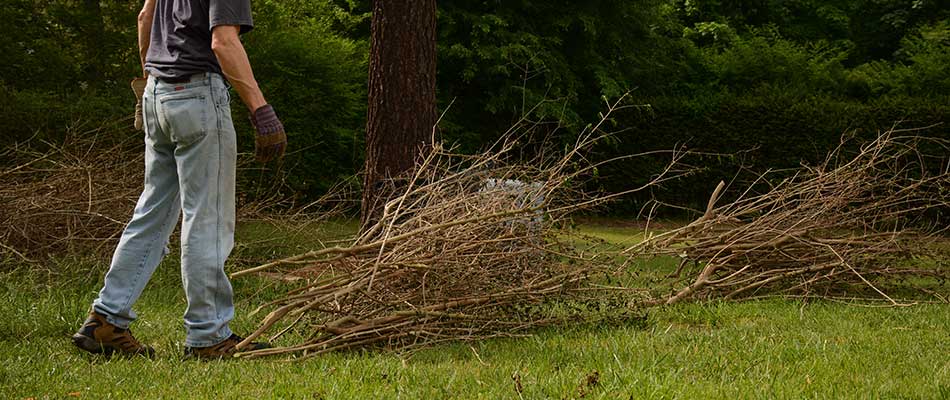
[
  {"x1": 250, "y1": 104, "x2": 287, "y2": 163},
  {"x1": 131, "y1": 78, "x2": 148, "y2": 131}
]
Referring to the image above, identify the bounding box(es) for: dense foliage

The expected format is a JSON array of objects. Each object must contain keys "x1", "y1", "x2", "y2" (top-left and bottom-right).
[{"x1": 1, "y1": 0, "x2": 947, "y2": 213}]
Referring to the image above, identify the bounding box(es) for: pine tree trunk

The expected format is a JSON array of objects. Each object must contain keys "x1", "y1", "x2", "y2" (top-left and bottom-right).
[{"x1": 361, "y1": 0, "x2": 438, "y2": 229}]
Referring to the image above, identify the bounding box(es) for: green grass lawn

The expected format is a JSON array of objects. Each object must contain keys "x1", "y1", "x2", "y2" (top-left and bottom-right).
[{"x1": 2, "y1": 221, "x2": 948, "y2": 399}]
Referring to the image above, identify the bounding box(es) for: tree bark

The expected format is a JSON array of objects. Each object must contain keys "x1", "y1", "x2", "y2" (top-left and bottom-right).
[{"x1": 361, "y1": 0, "x2": 438, "y2": 229}]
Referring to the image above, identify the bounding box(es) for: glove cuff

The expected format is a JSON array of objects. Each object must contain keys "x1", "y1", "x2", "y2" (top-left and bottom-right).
[{"x1": 251, "y1": 104, "x2": 280, "y2": 127}]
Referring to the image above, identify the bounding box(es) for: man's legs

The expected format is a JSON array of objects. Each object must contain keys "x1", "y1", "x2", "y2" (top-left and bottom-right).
[
  {"x1": 164, "y1": 74, "x2": 238, "y2": 347},
  {"x1": 82, "y1": 74, "x2": 243, "y2": 355},
  {"x1": 92, "y1": 78, "x2": 181, "y2": 329}
]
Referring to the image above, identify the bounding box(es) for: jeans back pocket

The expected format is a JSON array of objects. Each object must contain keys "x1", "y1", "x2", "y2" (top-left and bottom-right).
[{"x1": 159, "y1": 93, "x2": 210, "y2": 147}]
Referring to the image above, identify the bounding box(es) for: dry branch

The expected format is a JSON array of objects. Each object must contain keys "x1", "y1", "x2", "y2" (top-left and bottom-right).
[{"x1": 630, "y1": 129, "x2": 950, "y2": 304}]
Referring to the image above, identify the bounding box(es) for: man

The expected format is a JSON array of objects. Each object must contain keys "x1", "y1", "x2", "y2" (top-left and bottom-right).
[{"x1": 71, "y1": 0, "x2": 287, "y2": 359}]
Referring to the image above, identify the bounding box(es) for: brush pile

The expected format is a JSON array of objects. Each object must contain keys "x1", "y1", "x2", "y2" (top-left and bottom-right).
[
  {"x1": 0, "y1": 128, "x2": 144, "y2": 260},
  {"x1": 631, "y1": 130, "x2": 950, "y2": 304},
  {"x1": 231, "y1": 102, "x2": 684, "y2": 359},
  {"x1": 0, "y1": 125, "x2": 302, "y2": 262}
]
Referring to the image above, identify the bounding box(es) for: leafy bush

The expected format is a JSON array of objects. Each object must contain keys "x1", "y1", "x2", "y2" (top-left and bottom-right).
[
  {"x1": 435, "y1": 0, "x2": 687, "y2": 151},
  {"x1": 597, "y1": 92, "x2": 950, "y2": 215},
  {"x1": 238, "y1": 1, "x2": 369, "y2": 197},
  {"x1": 699, "y1": 28, "x2": 848, "y2": 95},
  {"x1": 847, "y1": 20, "x2": 950, "y2": 97}
]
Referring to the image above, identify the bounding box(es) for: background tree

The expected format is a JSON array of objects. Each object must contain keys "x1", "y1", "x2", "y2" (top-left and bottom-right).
[{"x1": 360, "y1": 0, "x2": 438, "y2": 227}]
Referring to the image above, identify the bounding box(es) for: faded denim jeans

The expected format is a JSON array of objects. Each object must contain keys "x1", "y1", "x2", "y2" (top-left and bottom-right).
[{"x1": 92, "y1": 72, "x2": 236, "y2": 347}]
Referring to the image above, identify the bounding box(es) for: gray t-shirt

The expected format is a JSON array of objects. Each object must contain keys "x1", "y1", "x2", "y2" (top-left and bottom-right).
[{"x1": 144, "y1": 0, "x2": 253, "y2": 79}]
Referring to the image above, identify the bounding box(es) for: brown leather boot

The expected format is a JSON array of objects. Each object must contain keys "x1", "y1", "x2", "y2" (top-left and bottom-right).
[
  {"x1": 71, "y1": 312, "x2": 155, "y2": 358},
  {"x1": 184, "y1": 334, "x2": 270, "y2": 360}
]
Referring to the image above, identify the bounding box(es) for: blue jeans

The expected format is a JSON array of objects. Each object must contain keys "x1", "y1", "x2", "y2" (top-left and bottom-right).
[{"x1": 92, "y1": 73, "x2": 237, "y2": 347}]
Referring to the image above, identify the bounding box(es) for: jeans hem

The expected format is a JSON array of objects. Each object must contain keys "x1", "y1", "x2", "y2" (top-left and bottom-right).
[{"x1": 91, "y1": 308, "x2": 132, "y2": 330}]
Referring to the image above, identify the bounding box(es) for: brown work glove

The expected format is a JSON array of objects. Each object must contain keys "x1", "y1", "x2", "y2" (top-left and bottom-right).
[
  {"x1": 250, "y1": 104, "x2": 287, "y2": 163},
  {"x1": 131, "y1": 78, "x2": 147, "y2": 131}
]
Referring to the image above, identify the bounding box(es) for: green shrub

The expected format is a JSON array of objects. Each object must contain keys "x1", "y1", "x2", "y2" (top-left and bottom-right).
[
  {"x1": 0, "y1": 85, "x2": 133, "y2": 147},
  {"x1": 596, "y1": 92, "x2": 950, "y2": 215},
  {"x1": 847, "y1": 20, "x2": 950, "y2": 98},
  {"x1": 238, "y1": 9, "x2": 369, "y2": 198}
]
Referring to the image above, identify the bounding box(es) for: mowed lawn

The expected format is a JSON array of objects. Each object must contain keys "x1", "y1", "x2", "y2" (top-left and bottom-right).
[{"x1": 2, "y1": 221, "x2": 948, "y2": 399}]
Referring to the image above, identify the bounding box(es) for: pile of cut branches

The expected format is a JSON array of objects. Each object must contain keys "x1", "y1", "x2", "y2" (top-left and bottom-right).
[
  {"x1": 631, "y1": 130, "x2": 950, "y2": 305},
  {"x1": 0, "y1": 125, "x2": 320, "y2": 262},
  {"x1": 0, "y1": 128, "x2": 144, "y2": 260},
  {"x1": 0, "y1": 125, "x2": 308, "y2": 262},
  {"x1": 231, "y1": 100, "x2": 684, "y2": 359}
]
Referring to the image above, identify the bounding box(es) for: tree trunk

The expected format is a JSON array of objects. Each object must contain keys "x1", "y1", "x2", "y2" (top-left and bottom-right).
[{"x1": 361, "y1": 0, "x2": 438, "y2": 229}]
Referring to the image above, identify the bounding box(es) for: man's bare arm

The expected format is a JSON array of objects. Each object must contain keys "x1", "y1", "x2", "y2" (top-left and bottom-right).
[
  {"x1": 137, "y1": 0, "x2": 157, "y2": 77},
  {"x1": 211, "y1": 25, "x2": 266, "y2": 112}
]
